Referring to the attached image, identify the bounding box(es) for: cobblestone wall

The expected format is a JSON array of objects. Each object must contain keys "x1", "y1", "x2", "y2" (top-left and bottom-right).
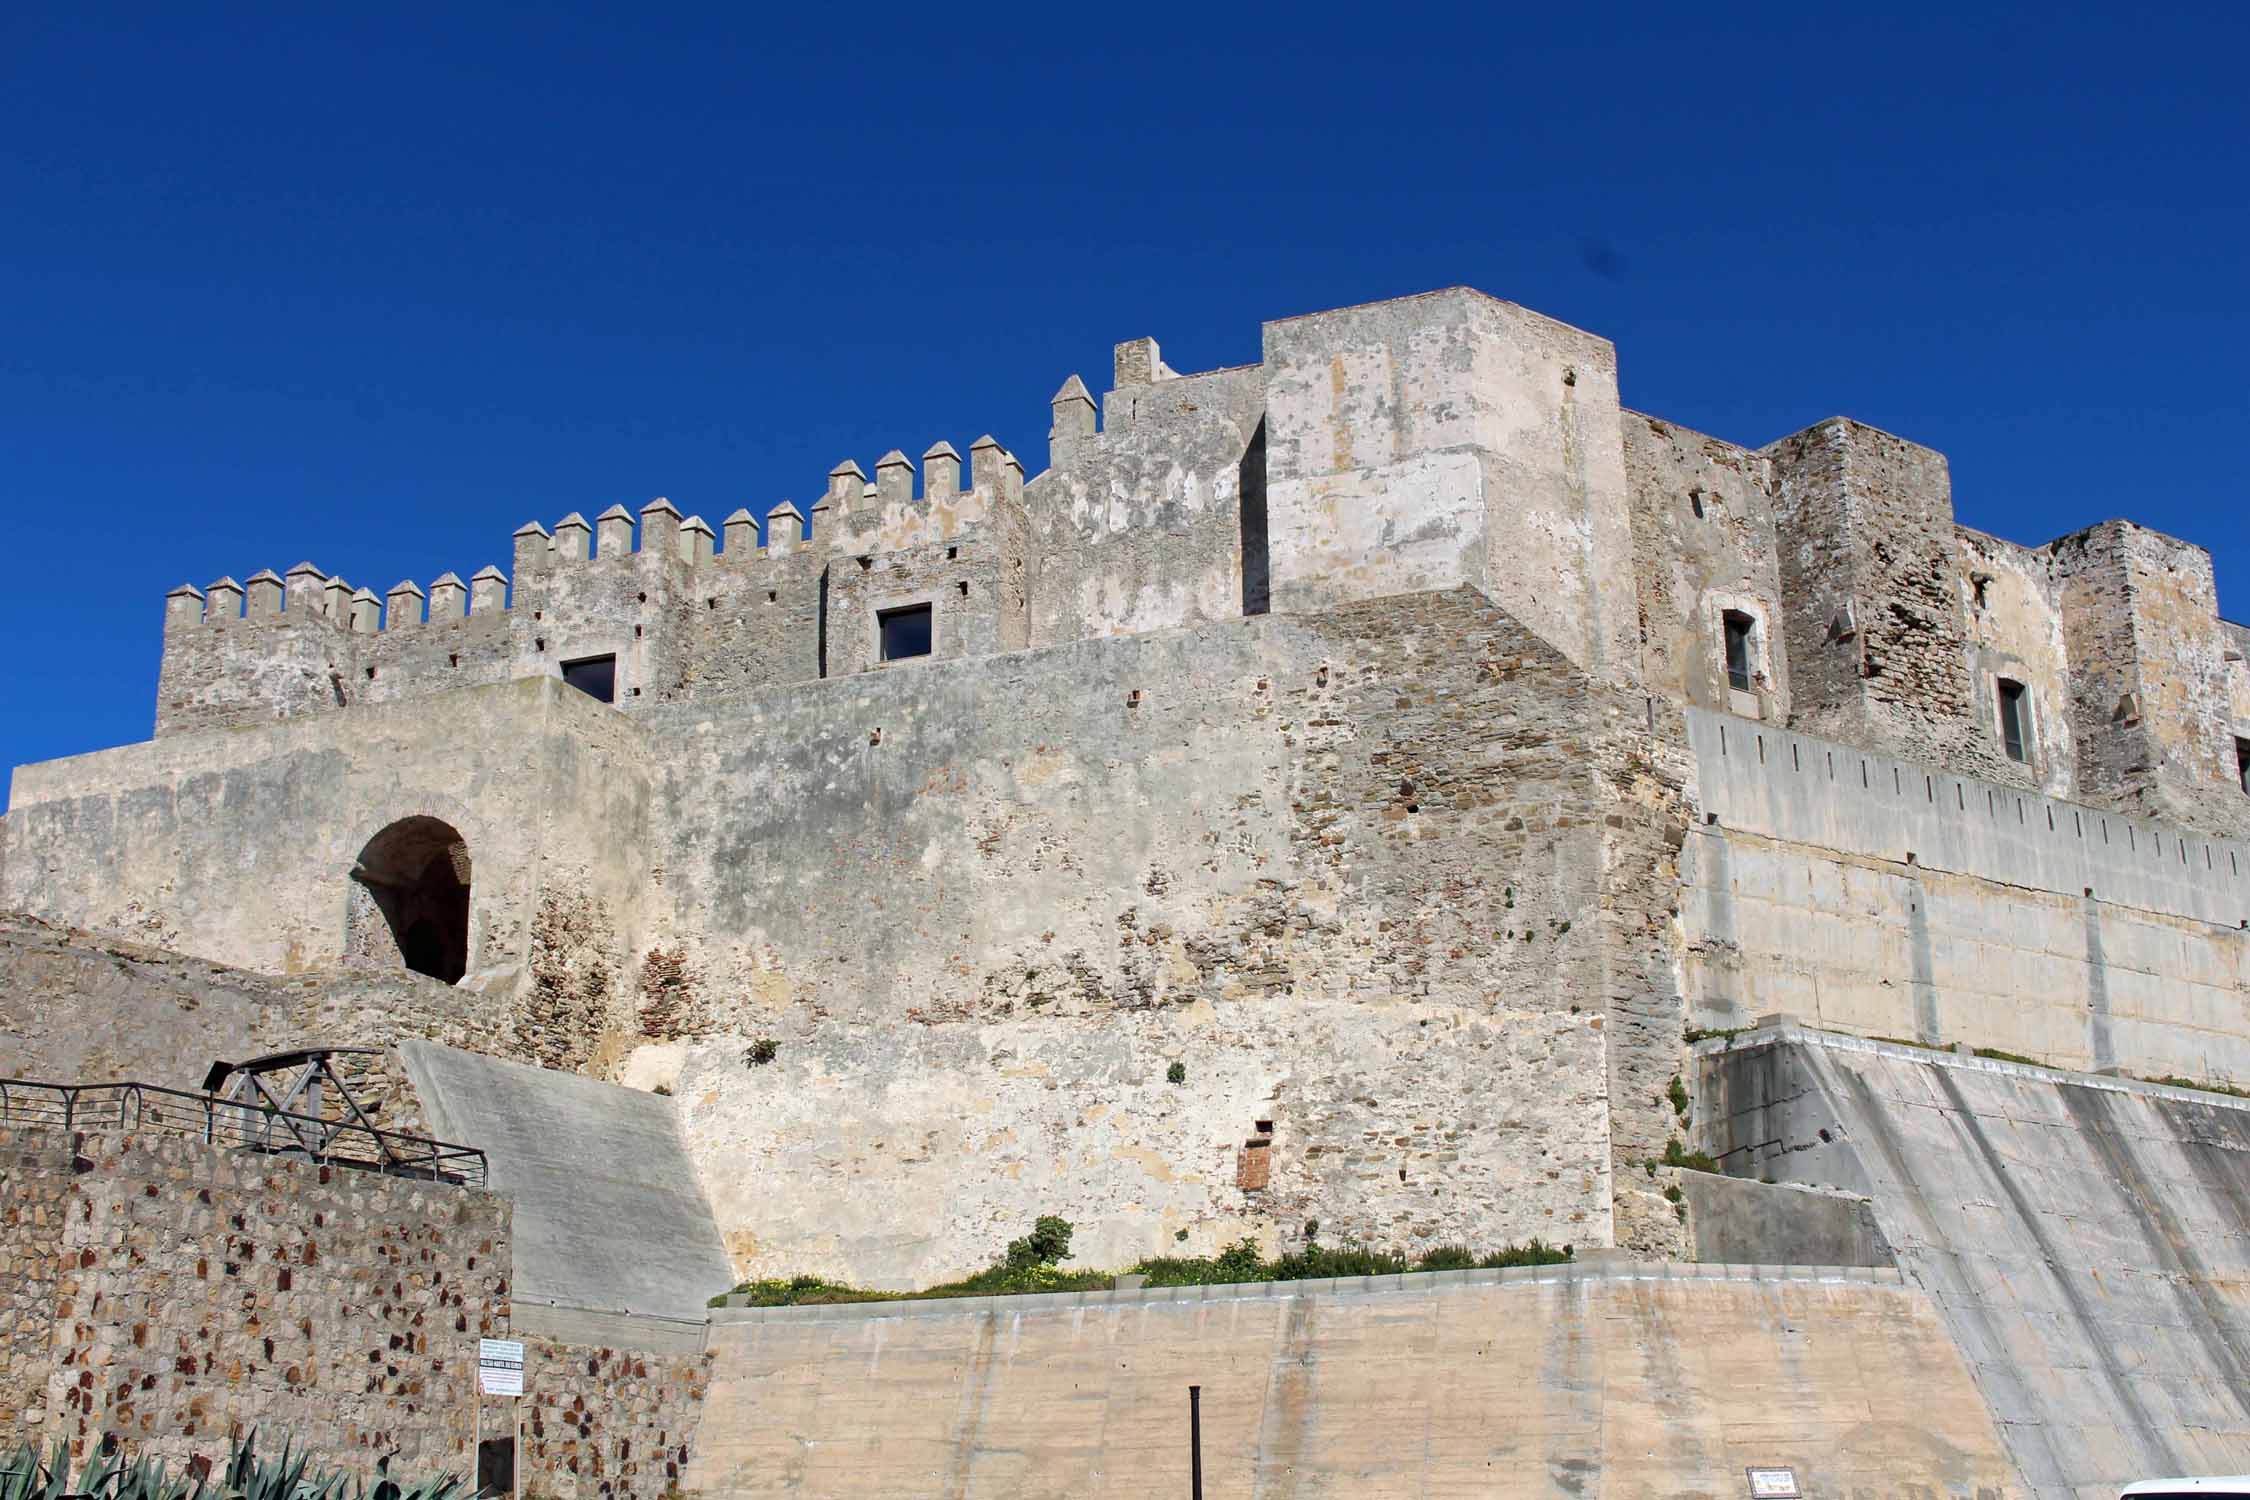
[
  {"x1": 517, "y1": 1341, "x2": 710, "y2": 1500},
  {"x1": 0, "y1": 1125, "x2": 71, "y2": 1433},
  {"x1": 9, "y1": 1127, "x2": 510, "y2": 1469},
  {"x1": 0, "y1": 1127, "x2": 709, "y2": 1500}
]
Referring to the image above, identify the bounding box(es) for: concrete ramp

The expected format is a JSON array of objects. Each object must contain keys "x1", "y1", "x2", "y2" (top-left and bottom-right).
[
  {"x1": 398, "y1": 1041, "x2": 731, "y2": 1321},
  {"x1": 1703, "y1": 1026, "x2": 2250, "y2": 1500},
  {"x1": 687, "y1": 1264, "x2": 2020, "y2": 1500}
]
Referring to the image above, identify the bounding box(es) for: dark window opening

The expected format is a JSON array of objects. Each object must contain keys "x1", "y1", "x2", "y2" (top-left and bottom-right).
[
  {"x1": 562, "y1": 654, "x2": 616, "y2": 703},
  {"x1": 477, "y1": 1439, "x2": 515, "y2": 1497},
  {"x1": 1723, "y1": 610, "x2": 1757, "y2": 693},
  {"x1": 1998, "y1": 678, "x2": 2032, "y2": 762},
  {"x1": 1689, "y1": 490, "x2": 1705, "y2": 520},
  {"x1": 2236, "y1": 737, "x2": 2249, "y2": 796},
  {"x1": 350, "y1": 816, "x2": 471, "y2": 984},
  {"x1": 1239, "y1": 418, "x2": 1270, "y2": 616},
  {"x1": 879, "y1": 605, "x2": 932, "y2": 662}
]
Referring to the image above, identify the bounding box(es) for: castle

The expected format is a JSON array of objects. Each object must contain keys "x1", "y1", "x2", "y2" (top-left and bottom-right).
[{"x1": 6, "y1": 285, "x2": 2250, "y2": 1499}]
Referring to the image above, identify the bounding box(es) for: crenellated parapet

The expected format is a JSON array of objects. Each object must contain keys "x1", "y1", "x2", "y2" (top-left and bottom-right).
[
  {"x1": 152, "y1": 428, "x2": 1035, "y2": 733},
  {"x1": 133, "y1": 285, "x2": 2250, "y2": 840}
]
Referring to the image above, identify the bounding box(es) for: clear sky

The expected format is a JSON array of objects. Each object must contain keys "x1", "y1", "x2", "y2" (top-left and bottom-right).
[{"x1": 4, "y1": 3, "x2": 2245, "y2": 796}]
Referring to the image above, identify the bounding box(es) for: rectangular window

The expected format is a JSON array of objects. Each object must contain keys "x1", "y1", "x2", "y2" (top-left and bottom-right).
[
  {"x1": 1998, "y1": 678, "x2": 2031, "y2": 762},
  {"x1": 2237, "y1": 736, "x2": 2249, "y2": 796},
  {"x1": 879, "y1": 604, "x2": 933, "y2": 662},
  {"x1": 561, "y1": 654, "x2": 616, "y2": 703},
  {"x1": 1723, "y1": 610, "x2": 1757, "y2": 693}
]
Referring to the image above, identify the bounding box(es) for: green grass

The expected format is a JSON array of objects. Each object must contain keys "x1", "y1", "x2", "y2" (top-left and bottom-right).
[
  {"x1": 708, "y1": 1238, "x2": 1574, "y2": 1308},
  {"x1": 2142, "y1": 1074, "x2": 2250, "y2": 1101},
  {"x1": 1970, "y1": 1046, "x2": 2045, "y2": 1067}
]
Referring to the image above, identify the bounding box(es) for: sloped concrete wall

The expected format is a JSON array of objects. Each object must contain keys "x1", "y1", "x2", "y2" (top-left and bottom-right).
[
  {"x1": 400, "y1": 1041, "x2": 730, "y2": 1320},
  {"x1": 1700, "y1": 1027, "x2": 2250, "y2": 1499},
  {"x1": 686, "y1": 1263, "x2": 2022, "y2": 1500}
]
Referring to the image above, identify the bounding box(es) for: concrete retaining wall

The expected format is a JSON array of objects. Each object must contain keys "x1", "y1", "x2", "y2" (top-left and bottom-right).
[
  {"x1": 1687, "y1": 707, "x2": 2250, "y2": 927},
  {"x1": 1699, "y1": 1026, "x2": 2250, "y2": 1499},
  {"x1": 686, "y1": 1262, "x2": 2021, "y2": 1499},
  {"x1": 1684, "y1": 708, "x2": 2250, "y2": 1083},
  {"x1": 400, "y1": 1042, "x2": 730, "y2": 1320},
  {"x1": 1678, "y1": 1171, "x2": 1892, "y2": 1269}
]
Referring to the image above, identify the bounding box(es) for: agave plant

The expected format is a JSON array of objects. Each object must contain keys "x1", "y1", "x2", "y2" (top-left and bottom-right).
[{"x1": 3, "y1": 1434, "x2": 472, "y2": 1500}]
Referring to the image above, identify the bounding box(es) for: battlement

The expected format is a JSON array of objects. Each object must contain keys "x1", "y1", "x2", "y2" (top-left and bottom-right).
[{"x1": 140, "y1": 285, "x2": 2250, "y2": 839}]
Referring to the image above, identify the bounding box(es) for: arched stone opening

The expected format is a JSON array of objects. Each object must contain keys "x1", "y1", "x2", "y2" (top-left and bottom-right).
[{"x1": 348, "y1": 816, "x2": 472, "y2": 983}]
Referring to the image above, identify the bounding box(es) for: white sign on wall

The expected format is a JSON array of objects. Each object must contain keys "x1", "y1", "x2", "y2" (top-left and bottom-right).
[
  {"x1": 1746, "y1": 1469, "x2": 1800, "y2": 1499},
  {"x1": 477, "y1": 1338, "x2": 525, "y2": 1396}
]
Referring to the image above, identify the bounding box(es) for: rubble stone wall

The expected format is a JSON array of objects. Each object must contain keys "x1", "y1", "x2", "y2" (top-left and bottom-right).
[{"x1": 0, "y1": 1127, "x2": 709, "y2": 1500}]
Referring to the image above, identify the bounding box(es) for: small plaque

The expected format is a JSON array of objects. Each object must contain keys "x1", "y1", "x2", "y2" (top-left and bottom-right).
[
  {"x1": 1747, "y1": 1468, "x2": 1800, "y2": 1499},
  {"x1": 478, "y1": 1337, "x2": 525, "y2": 1396}
]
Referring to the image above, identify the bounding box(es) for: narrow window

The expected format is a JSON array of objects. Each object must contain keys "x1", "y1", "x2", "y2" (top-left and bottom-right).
[
  {"x1": 2237, "y1": 736, "x2": 2249, "y2": 796},
  {"x1": 878, "y1": 604, "x2": 933, "y2": 662},
  {"x1": 1998, "y1": 678, "x2": 2031, "y2": 762},
  {"x1": 1722, "y1": 610, "x2": 1757, "y2": 693},
  {"x1": 562, "y1": 654, "x2": 617, "y2": 703}
]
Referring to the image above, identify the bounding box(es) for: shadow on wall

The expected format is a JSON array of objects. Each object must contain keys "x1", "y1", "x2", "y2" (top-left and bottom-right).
[
  {"x1": 1240, "y1": 418, "x2": 1269, "y2": 617},
  {"x1": 349, "y1": 815, "x2": 471, "y2": 983}
]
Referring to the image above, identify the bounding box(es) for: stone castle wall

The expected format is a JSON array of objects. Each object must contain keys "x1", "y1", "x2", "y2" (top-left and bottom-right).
[
  {"x1": 0, "y1": 1125, "x2": 708, "y2": 1500},
  {"x1": 130, "y1": 287, "x2": 2250, "y2": 843},
  {"x1": 6, "y1": 585, "x2": 1699, "y2": 1281},
  {"x1": 630, "y1": 587, "x2": 1691, "y2": 1280},
  {"x1": 4, "y1": 1126, "x2": 513, "y2": 1471}
]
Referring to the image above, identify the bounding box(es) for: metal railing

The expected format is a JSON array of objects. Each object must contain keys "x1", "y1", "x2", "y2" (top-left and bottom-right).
[{"x1": 0, "y1": 1078, "x2": 487, "y2": 1188}]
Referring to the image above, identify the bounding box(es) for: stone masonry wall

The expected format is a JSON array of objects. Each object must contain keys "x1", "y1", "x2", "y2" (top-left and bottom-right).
[
  {"x1": 516, "y1": 1340, "x2": 710, "y2": 1500},
  {"x1": 1023, "y1": 356, "x2": 1267, "y2": 646},
  {"x1": 625, "y1": 588, "x2": 1690, "y2": 1283},
  {"x1": 1766, "y1": 418, "x2": 2013, "y2": 782},
  {"x1": 1621, "y1": 411, "x2": 1788, "y2": 720},
  {"x1": 2050, "y1": 521, "x2": 2250, "y2": 837},
  {"x1": 0, "y1": 1127, "x2": 709, "y2": 1500},
  {"x1": 11, "y1": 1127, "x2": 511, "y2": 1470},
  {"x1": 0, "y1": 1124, "x2": 71, "y2": 1434}
]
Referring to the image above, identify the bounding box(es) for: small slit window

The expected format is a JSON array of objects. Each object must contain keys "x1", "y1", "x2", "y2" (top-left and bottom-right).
[
  {"x1": 1998, "y1": 678, "x2": 2032, "y2": 763},
  {"x1": 1722, "y1": 610, "x2": 1757, "y2": 693},
  {"x1": 562, "y1": 654, "x2": 617, "y2": 703},
  {"x1": 2236, "y1": 736, "x2": 2249, "y2": 796},
  {"x1": 878, "y1": 604, "x2": 933, "y2": 662}
]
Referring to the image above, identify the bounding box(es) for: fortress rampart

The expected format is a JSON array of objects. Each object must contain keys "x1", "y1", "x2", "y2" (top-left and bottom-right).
[
  {"x1": 148, "y1": 288, "x2": 2250, "y2": 840},
  {"x1": 12, "y1": 284, "x2": 2250, "y2": 1497}
]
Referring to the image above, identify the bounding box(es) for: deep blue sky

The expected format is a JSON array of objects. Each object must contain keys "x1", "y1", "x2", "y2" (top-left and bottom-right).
[{"x1": 5, "y1": 4, "x2": 2245, "y2": 797}]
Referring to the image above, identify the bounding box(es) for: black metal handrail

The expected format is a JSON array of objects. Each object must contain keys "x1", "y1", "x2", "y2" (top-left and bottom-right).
[{"x1": 0, "y1": 1077, "x2": 487, "y2": 1188}]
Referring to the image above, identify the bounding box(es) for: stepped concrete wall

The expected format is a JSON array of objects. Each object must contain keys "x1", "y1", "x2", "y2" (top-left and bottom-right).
[
  {"x1": 1684, "y1": 708, "x2": 2250, "y2": 1082},
  {"x1": 401, "y1": 1042, "x2": 731, "y2": 1320},
  {"x1": 686, "y1": 1262, "x2": 2022, "y2": 1500},
  {"x1": 1699, "y1": 1027, "x2": 2250, "y2": 1499}
]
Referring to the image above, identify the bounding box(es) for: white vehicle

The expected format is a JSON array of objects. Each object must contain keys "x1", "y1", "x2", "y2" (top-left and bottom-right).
[{"x1": 2121, "y1": 1482, "x2": 2250, "y2": 1497}]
